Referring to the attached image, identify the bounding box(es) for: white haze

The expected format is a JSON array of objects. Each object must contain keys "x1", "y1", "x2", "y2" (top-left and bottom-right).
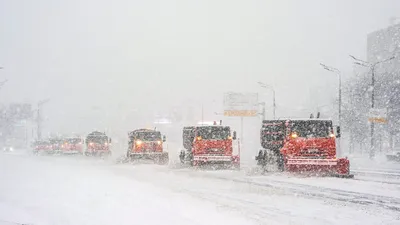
[{"x1": 1, "y1": 0, "x2": 399, "y2": 139}]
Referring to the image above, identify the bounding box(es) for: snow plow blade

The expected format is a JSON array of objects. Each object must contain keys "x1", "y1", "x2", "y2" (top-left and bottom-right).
[
  {"x1": 285, "y1": 158, "x2": 353, "y2": 178},
  {"x1": 232, "y1": 155, "x2": 240, "y2": 170},
  {"x1": 192, "y1": 155, "x2": 240, "y2": 170},
  {"x1": 128, "y1": 152, "x2": 169, "y2": 165},
  {"x1": 331, "y1": 173, "x2": 355, "y2": 179}
]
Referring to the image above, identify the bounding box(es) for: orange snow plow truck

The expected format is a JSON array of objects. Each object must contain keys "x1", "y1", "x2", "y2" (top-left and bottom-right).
[
  {"x1": 126, "y1": 129, "x2": 169, "y2": 165},
  {"x1": 179, "y1": 121, "x2": 240, "y2": 169},
  {"x1": 255, "y1": 118, "x2": 353, "y2": 178}
]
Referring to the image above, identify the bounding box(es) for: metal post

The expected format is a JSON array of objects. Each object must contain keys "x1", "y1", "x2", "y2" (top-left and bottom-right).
[
  {"x1": 338, "y1": 73, "x2": 342, "y2": 127},
  {"x1": 272, "y1": 89, "x2": 276, "y2": 119},
  {"x1": 262, "y1": 102, "x2": 266, "y2": 121},
  {"x1": 240, "y1": 117, "x2": 244, "y2": 151},
  {"x1": 36, "y1": 99, "x2": 50, "y2": 141},
  {"x1": 201, "y1": 104, "x2": 204, "y2": 126},
  {"x1": 338, "y1": 72, "x2": 342, "y2": 157},
  {"x1": 370, "y1": 66, "x2": 375, "y2": 159},
  {"x1": 37, "y1": 106, "x2": 41, "y2": 140},
  {"x1": 257, "y1": 82, "x2": 276, "y2": 119}
]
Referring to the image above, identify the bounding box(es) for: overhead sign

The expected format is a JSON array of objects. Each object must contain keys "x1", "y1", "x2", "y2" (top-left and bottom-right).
[
  {"x1": 368, "y1": 108, "x2": 387, "y2": 123},
  {"x1": 223, "y1": 92, "x2": 258, "y2": 117}
]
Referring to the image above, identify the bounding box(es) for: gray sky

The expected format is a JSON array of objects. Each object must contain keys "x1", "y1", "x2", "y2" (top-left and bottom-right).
[{"x1": 0, "y1": 0, "x2": 399, "y2": 136}]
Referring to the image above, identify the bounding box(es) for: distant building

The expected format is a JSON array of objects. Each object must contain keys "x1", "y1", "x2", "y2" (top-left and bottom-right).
[{"x1": 367, "y1": 23, "x2": 400, "y2": 69}]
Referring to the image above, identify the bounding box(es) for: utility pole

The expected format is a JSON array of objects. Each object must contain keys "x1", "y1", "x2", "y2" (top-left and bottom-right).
[
  {"x1": 37, "y1": 99, "x2": 50, "y2": 140},
  {"x1": 257, "y1": 82, "x2": 276, "y2": 119},
  {"x1": 201, "y1": 104, "x2": 204, "y2": 126},
  {"x1": 320, "y1": 63, "x2": 342, "y2": 127},
  {"x1": 350, "y1": 55, "x2": 395, "y2": 159}
]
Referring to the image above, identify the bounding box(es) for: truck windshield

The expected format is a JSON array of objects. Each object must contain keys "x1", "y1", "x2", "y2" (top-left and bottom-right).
[
  {"x1": 66, "y1": 138, "x2": 82, "y2": 144},
  {"x1": 136, "y1": 132, "x2": 161, "y2": 141},
  {"x1": 50, "y1": 140, "x2": 63, "y2": 145},
  {"x1": 290, "y1": 120, "x2": 332, "y2": 138},
  {"x1": 197, "y1": 126, "x2": 230, "y2": 140},
  {"x1": 87, "y1": 136, "x2": 108, "y2": 144},
  {"x1": 262, "y1": 124, "x2": 285, "y2": 141}
]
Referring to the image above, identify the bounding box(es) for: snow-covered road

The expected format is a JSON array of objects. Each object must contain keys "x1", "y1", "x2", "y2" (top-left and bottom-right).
[
  {"x1": 0, "y1": 152, "x2": 254, "y2": 225},
  {"x1": 1, "y1": 150, "x2": 400, "y2": 225}
]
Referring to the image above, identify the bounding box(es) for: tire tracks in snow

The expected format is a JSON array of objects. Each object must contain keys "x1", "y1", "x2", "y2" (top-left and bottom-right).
[{"x1": 169, "y1": 167, "x2": 400, "y2": 212}]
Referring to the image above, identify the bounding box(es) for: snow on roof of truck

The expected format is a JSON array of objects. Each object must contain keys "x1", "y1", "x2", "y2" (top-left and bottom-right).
[
  {"x1": 130, "y1": 128, "x2": 158, "y2": 132},
  {"x1": 128, "y1": 129, "x2": 160, "y2": 136},
  {"x1": 183, "y1": 125, "x2": 230, "y2": 131},
  {"x1": 265, "y1": 118, "x2": 332, "y2": 122},
  {"x1": 87, "y1": 131, "x2": 107, "y2": 137}
]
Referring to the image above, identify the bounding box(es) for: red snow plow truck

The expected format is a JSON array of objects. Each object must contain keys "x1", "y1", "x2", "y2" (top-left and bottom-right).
[
  {"x1": 179, "y1": 121, "x2": 240, "y2": 169},
  {"x1": 255, "y1": 117, "x2": 353, "y2": 178},
  {"x1": 85, "y1": 131, "x2": 112, "y2": 157},
  {"x1": 61, "y1": 137, "x2": 84, "y2": 154},
  {"x1": 126, "y1": 129, "x2": 169, "y2": 165}
]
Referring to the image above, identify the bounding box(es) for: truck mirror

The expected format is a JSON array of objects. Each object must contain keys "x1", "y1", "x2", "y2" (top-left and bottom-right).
[
  {"x1": 233, "y1": 131, "x2": 237, "y2": 140},
  {"x1": 336, "y1": 126, "x2": 341, "y2": 138},
  {"x1": 162, "y1": 135, "x2": 166, "y2": 142},
  {"x1": 109, "y1": 138, "x2": 112, "y2": 143}
]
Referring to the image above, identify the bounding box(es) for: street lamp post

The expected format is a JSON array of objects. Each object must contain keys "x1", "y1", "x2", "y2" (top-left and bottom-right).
[
  {"x1": 37, "y1": 99, "x2": 50, "y2": 140},
  {"x1": 320, "y1": 64, "x2": 342, "y2": 127},
  {"x1": 350, "y1": 55, "x2": 396, "y2": 159},
  {"x1": 257, "y1": 82, "x2": 276, "y2": 119}
]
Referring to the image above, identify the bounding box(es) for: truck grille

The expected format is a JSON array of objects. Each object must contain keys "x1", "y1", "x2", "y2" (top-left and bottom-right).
[
  {"x1": 207, "y1": 148, "x2": 224, "y2": 154},
  {"x1": 300, "y1": 148, "x2": 328, "y2": 157}
]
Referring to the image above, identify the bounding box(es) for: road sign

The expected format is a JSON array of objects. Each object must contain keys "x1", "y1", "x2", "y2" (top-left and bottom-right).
[
  {"x1": 223, "y1": 92, "x2": 258, "y2": 117},
  {"x1": 368, "y1": 108, "x2": 387, "y2": 123}
]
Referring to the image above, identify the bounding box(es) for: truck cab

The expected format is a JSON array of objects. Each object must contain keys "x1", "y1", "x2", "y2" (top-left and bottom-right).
[
  {"x1": 180, "y1": 122, "x2": 239, "y2": 168},
  {"x1": 257, "y1": 118, "x2": 351, "y2": 177},
  {"x1": 85, "y1": 131, "x2": 111, "y2": 156},
  {"x1": 127, "y1": 129, "x2": 168, "y2": 164},
  {"x1": 62, "y1": 137, "x2": 84, "y2": 154}
]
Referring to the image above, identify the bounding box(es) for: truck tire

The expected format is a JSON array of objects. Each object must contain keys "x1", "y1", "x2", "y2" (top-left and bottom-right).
[{"x1": 179, "y1": 151, "x2": 185, "y2": 164}]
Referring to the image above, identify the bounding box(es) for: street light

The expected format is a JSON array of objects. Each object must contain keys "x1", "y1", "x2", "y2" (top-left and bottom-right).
[
  {"x1": 320, "y1": 63, "x2": 342, "y2": 127},
  {"x1": 350, "y1": 55, "x2": 396, "y2": 159},
  {"x1": 257, "y1": 82, "x2": 276, "y2": 119},
  {"x1": 37, "y1": 99, "x2": 50, "y2": 140}
]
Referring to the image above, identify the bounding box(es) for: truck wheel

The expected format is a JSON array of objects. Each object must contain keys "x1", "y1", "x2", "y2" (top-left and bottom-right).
[
  {"x1": 277, "y1": 154, "x2": 285, "y2": 172},
  {"x1": 179, "y1": 151, "x2": 185, "y2": 164}
]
